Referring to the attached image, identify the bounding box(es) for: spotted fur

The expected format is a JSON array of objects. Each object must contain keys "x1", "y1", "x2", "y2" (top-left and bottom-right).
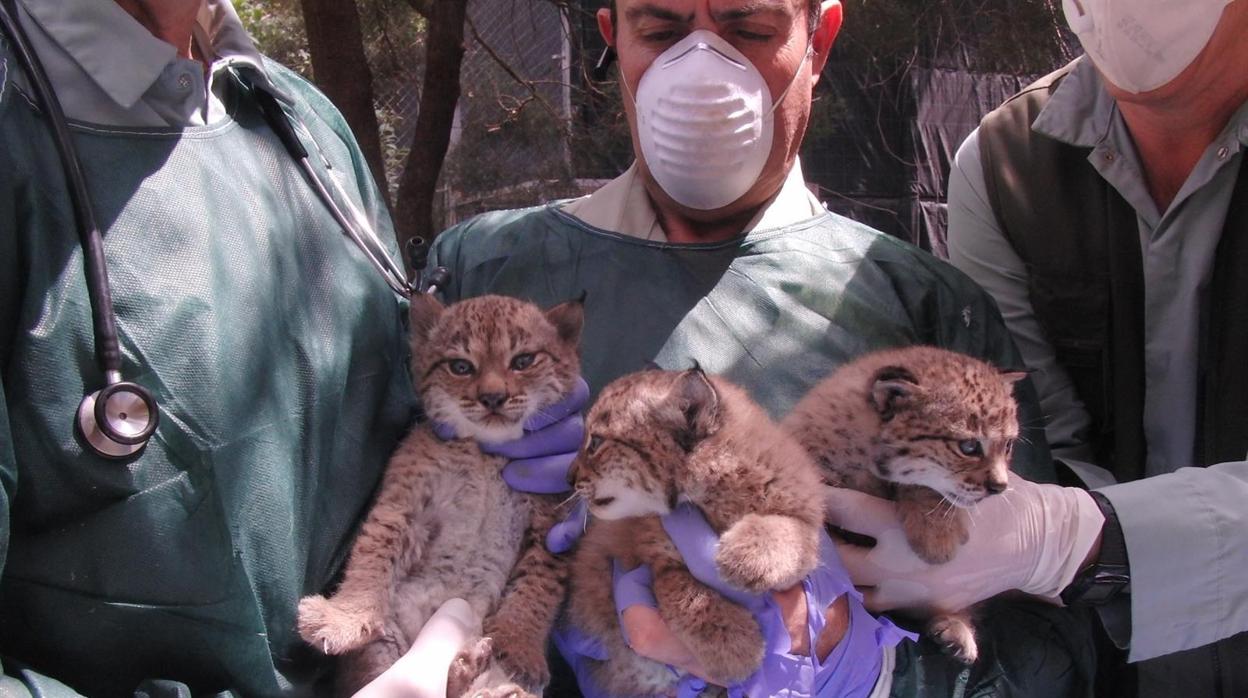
[
  {"x1": 566, "y1": 368, "x2": 825, "y2": 692},
  {"x1": 296, "y1": 294, "x2": 582, "y2": 696},
  {"x1": 784, "y1": 345, "x2": 1024, "y2": 664}
]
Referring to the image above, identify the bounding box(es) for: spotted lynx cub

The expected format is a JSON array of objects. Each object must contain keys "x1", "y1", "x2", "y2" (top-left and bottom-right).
[
  {"x1": 784, "y1": 345, "x2": 1024, "y2": 664},
  {"x1": 566, "y1": 368, "x2": 826, "y2": 694},
  {"x1": 296, "y1": 294, "x2": 583, "y2": 697}
]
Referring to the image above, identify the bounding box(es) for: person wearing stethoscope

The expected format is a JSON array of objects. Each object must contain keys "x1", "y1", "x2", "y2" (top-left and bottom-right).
[{"x1": 0, "y1": 1, "x2": 551, "y2": 695}]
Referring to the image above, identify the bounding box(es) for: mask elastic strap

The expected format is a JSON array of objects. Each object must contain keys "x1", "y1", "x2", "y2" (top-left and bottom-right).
[
  {"x1": 765, "y1": 40, "x2": 815, "y2": 118},
  {"x1": 620, "y1": 35, "x2": 814, "y2": 114}
]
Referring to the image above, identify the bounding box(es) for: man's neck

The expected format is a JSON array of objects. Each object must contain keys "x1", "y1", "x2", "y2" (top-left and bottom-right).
[
  {"x1": 1121, "y1": 87, "x2": 1247, "y2": 212},
  {"x1": 114, "y1": 0, "x2": 202, "y2": 62},
  {"x1": 1116, "y1": 18, "x2": 1248, "y2": 212},
  {"x1": 653, "y1": 203, "x2": 761, "y2": 244}
]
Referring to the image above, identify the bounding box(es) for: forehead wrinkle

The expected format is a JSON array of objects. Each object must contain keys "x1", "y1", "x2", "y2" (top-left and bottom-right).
[
  {"x1": 711, "y1": 0, "x2": 794, "y2": 22},
  {"x1": 624, "y1": 2, "x2": 694, "y2": 23}
]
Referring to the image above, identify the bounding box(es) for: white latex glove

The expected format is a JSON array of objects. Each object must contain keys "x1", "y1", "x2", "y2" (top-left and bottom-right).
[
  {"x1": 824, "y1": 474, "x2": 1105, "y2": 614},
  {"x1": 353, "y1": 598, "x2": 481, "y2": 698}
]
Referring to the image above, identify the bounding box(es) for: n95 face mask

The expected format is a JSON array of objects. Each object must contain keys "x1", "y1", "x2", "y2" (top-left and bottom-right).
[
  {"x1": 629, "y1": 30, "x2": 809, "y2": 211},
  {"x1": 1062, "y1": 0, "x2": 1232, "y2": 94}
]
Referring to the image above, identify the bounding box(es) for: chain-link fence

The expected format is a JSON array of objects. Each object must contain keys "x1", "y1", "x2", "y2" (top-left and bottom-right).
[{"x1": 244, "y1": 0, "x2": 1076, "y2": 249}]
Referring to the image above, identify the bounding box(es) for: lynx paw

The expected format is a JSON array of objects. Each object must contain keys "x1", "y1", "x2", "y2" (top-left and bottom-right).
[
  {"x1": 715, "y1": 514, "x2": 817, "y2": 593},
  {"x1": 693, "y1": 601, "x2": 766, "y2": 685},
  {"x1": 484, "y1": 623, "x2": 550, "y2": 692},
  {"x1": 929, "y1": 614, "x2": 978, "y2": 665},
  {"x1": 296, "y1": 594, "x2": 383, "y2": 655},
  {"x1": 903, "y1": 512, "x2": 968, "y2": 565},
  {"x1": 447, "y1": 637, "x2": 495, "y2": 698}
]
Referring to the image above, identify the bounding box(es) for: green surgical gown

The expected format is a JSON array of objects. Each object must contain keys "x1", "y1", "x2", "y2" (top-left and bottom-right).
[
  {"x1": 0, "y1": 59, "x2": 415, "y2": 695},
  {"x1": 429, "y1": 204, "x2": 1098, "y2": 697}
]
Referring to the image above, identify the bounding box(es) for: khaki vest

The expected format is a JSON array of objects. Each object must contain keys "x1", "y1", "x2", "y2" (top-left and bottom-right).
[
  {"x1": 978, "y1": 61, "x2": 1248, "y2": 479},
  {"x1": 977, "y1": 60, "x2": 1248, "y2": 698}
]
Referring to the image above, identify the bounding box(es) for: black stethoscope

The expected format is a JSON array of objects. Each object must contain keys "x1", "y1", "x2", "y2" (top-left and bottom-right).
[{"x1": 0, "y1": 0, "x2": 448, "y2": 459}]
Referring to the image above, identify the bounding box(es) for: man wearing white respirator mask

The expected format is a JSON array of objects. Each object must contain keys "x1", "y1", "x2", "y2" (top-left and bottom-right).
[
  {"x1": 861, "y1": 0, "x2": 1248, "y2": 696},
  {"x1": 426, "y1": 0, "x2": 1104, "y2": 695}
]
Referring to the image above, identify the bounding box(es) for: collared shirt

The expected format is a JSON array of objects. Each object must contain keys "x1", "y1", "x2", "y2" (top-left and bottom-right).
[
  {"x1": 560, "y1": 157, "x2": 825, "y2": 241},
  {"x1": 13, "y1": 0, "x2": 267, "y2": 127},
  {"x1": 948, "y1": 56, "x2": 1248, "y2": 482},
  {"x1": 538, "y1": 157, "x2": 899, "y2": 696},
  {"x1": 948, "y1": 56, "x2": 1248, "y2": 665}
]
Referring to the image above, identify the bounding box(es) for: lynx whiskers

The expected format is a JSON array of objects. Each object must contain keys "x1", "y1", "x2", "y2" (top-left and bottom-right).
[
  {"x1": 784, "y1": 345, "x2": 1025, "y2": 664},
  {"x1": 564, "y1": 367, "x2": 826, "y2": 693}
]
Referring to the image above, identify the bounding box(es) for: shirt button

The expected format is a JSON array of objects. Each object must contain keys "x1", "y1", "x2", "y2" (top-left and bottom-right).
[
  {"x1": 177, "y1": 73, "x2": 193, "y2": 90},
  {"x1": 1217, "y1": 145, "x2": 1230, "y2": 160},
  {"x1": 1103, "y1": 150, "x2": 1116, "y2": 162}
]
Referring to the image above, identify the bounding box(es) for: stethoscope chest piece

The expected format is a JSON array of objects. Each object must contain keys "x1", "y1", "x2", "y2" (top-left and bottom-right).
[{"x1": 76, "y1": 381, "x2": 159, "y2": 459}]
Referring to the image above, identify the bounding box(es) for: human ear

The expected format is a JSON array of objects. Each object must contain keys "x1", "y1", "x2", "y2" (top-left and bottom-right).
[
  {"x1": 597, "y1": 7, "x2": 616, "y2": 47},
  {"x1": 811, "y1": 0, "x2": 843, "y2": 73}
]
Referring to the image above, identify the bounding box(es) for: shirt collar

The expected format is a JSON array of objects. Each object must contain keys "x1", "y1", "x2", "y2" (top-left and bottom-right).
[
  {"x1": 17, "y1": 0, "x2": 271, "y2": 111},
  {"x1": 1031, "y1": 56, "x2": 1118, "y2": 149},
  {"x1": 1033, "y1": 55, "x2": 1248, "y2": 152},
  {"x1": 561, "y1": 157, "x2": 823, "y2": 241},
  {"x1": 20, "y1": 0, "x2": 174, "y2": 110}
]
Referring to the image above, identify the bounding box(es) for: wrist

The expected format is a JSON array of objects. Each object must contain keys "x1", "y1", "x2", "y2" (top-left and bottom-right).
[{"x1": 1060, "y1": 491, "x2": 1130, "y2": 606}]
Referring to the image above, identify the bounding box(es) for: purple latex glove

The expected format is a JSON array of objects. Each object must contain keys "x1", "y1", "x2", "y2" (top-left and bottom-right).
[
  {"x1": 551, "y1": 622, "x2": 614, "y2": 698},
  {"x1": 433, "y1": 377, "x2": 588, "y2": 494},
  {"x1": 611, "y1": 560, "x2": 657, "y2": 646},
  {"x1": 431, "y1": 377, "x2": 590, "y2": 550},
  {"x1": 616, "y1": 503, "x2": 917, "y2": 698},
  {"x1": 546, "y1": 498, "x2": 589, "y2": 554}
]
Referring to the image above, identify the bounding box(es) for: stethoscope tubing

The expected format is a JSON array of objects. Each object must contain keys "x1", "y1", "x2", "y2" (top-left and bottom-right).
[
  {"x1": 0, "y1": 1, "x2": 432, "y2": 459},
  {"x1": 0, "y1": 0, "x2": 124, "y2": 379}
]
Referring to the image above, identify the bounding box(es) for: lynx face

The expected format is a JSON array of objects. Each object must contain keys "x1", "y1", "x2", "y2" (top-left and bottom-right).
[
  {"x1": 869, "y1": 358, "x2": 1022, "y2": 508},
  {"x1": 410, "y1": 294, "x2": 583, "y2": 444},
  {"x1": 569, "y1": 369, "x2": 719, "y2": 521}
]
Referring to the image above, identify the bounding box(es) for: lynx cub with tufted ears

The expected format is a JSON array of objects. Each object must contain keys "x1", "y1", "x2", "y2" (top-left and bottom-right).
[
  {"x1": 784, "y1": 345, "x2": 1025, "y2": 664},
  {"x1": 296, "y1": 294, "x2": 583, "y2": 697},
  {"x1": 566, "y1": 367, "x2": 826, "y2": 694}
]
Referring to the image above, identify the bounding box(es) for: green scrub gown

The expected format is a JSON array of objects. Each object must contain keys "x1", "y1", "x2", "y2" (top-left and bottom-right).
[
  {"x1": 0, "y1": 58, "x2": 415, "y2": 695},
  {"x1": 429, "y1": 204, "x2": 1098, "y2": 697}
]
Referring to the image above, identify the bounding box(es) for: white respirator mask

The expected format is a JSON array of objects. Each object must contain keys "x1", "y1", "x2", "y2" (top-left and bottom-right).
[
  {"x1": 626, "y1": 30, "x2": 811, "y2": 211},
  {"x1": 1062, "y1": 0, "x2": 1232, "y2": 94}
]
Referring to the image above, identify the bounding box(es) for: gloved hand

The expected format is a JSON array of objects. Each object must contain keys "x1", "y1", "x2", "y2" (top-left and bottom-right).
[
  {"x1": 433, "y1": 377, "x2": 589, "y2": 494},
  {"x1": 432, "y1": 378, "x2": 590, "y2": 553},
  {"x1": 551, "y1": 620, "x2": 613, "y2": 698},
  {"x1": 481, "y1": 377, "x2": 590, "y2": 493},
  {"x1": 354, "y1": 597, "x2": 480, "y2": 698},
  {"x1": 824, "y1": 473, "x2": 1105, "y2": 614},
  {"x1": 602, "y1": 504, "x2": 912, "y2": 698}
]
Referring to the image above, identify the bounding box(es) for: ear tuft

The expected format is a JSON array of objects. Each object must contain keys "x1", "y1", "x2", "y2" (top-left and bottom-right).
[
  {"x1": 409, "y1": 293, "x2": 445, "y2": 342},
  {"x1": 1000, "y1": 368, "x2": 1031, "y2": 385},
  {"x1": 545, "y1": 296, "x2": 585, "y2": 346},
  {"x1": 869, "y1": 365, "x2": 918, "y2": 422}
]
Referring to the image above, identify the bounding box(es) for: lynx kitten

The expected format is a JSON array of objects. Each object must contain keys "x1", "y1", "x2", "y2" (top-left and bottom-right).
[
  {"x1": 785, "y1": 345, "x2": 1024, "y2": 664},
  {"x1": 296, "y1": 294, "x2": 583, "y2": 696},
  {"x1": 566, "y1": 367, "x2": 826, "y2": 694}
]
